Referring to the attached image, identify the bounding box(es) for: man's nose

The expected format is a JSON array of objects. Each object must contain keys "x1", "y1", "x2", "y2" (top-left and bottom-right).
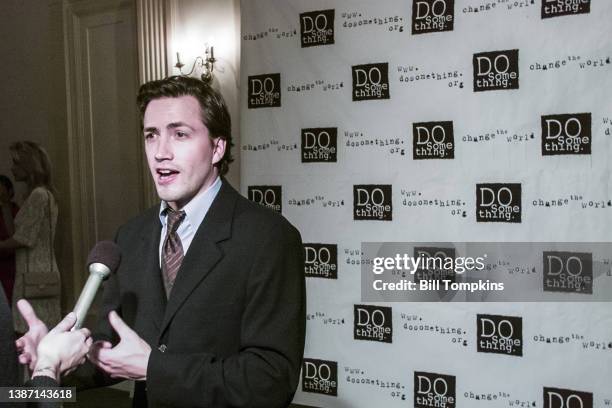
[{"x1": 155, "y1": 136, "x2": 173, "y2": 161}]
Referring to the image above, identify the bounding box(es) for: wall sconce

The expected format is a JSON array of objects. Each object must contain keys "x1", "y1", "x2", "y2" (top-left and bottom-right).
[{"x1": 174, "y1": 45, "x2": 216, "y2": 84}]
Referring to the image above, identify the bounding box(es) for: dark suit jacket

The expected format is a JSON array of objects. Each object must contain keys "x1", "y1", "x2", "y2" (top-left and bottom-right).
[
  {"x1": 25, "y1": 376, "x2": 60, "y2": 408},
  {"x1": 75, "y1": 180, "x2": 306, "y2": 407}
]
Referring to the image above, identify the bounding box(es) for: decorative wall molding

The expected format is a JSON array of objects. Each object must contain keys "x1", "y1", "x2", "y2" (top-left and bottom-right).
[{"x1": 137, "y1": 0, "x2": 167, "y2": 83}]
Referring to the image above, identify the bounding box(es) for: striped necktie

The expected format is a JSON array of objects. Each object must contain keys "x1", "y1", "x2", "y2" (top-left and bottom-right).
[{"x1": 161, "y1": 208, "x2": 186, "y2": 297}]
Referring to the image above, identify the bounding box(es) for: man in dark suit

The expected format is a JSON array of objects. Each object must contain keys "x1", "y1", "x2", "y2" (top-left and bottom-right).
[{"x1": 16, "y1": 76, "x2": 306, "y2": 407}]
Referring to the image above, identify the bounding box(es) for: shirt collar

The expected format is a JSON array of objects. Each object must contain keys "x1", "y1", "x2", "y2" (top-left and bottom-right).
[{"x1": 158, "y1": 176, "x2": 222, "y2": 229}]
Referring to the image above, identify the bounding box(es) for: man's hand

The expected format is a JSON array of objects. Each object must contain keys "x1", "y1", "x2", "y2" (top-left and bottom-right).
[
  {"x1": 88, "y1": 311, "x2": 151, "y2": 381},
  {"x1": 15, "y1": 299, "x2": 49, "y2": 370},
  {"x1": 33, "y1": 312, "x2": 92, "y2": 381}
]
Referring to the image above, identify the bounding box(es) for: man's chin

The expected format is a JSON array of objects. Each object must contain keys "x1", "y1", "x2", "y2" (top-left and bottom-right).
[
  {"x1": 155, "y1": 188, "x2": 188, "y2": 207},
  {"x1": 155, "y1": 187, "x2": 177, "y2": 203}
]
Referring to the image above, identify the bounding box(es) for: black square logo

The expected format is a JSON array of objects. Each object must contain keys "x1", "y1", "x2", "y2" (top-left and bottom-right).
[
  {"x1": 412, "y1": 0, "x2": 454, "y2": 34},
  {"x1": 248, "y1": 185, "x2": 282, "y2": 213},
  {"x1": 413, "y1": 121, "x2": 455, "y2": 159},
  {"x1": 304, "y1": 244, "x2": 338, "y2": 279},
  {"x1": 477, "y1": 314, "x2": 523, "y2": 356},
  {"x1": 352, "y1": 63, "x2": 390, "y2": 101},
  {"x1": 301, "y1": 127, "x2": 337, "y2": 162},
  {"x1": 476, "y1": 183, "x2": 522, "y2": 223},
  {"x1": 247, "y1": 73, "x2": 281, "y2": 108},
  {"x1": 543, "y1": 251, "x2": 593, "y2": 294},
  {"x1": 353, "y1": 185, "x2": 393, "y2": 221},
  {"x1": 541, "y1": 113, "x2": 591, "y2": 155},
  {"x1": 300, "y1": 9, "x2": 335, "y2": 47},
  {"x1": 542, "y1": 0, "x2": 590, "y2": 19},
  {"x1": 302, "y1": 359, "x2": 338, "y2": 396},
  {"x1": 473, "y1": 49, "x2": 519, "y2": 92},
  {"x1": 543, "y1": 387, "x2": 593, "y2": 408},
  {"x1": 414, "y1": 247, "x2": 456, "y2": 284},
  {"x1": 414, "y1": 372, "x2": 456, "y2": 408},
  {"x1": 354, "y1": 305, "x2": 392, "y2": 343}
]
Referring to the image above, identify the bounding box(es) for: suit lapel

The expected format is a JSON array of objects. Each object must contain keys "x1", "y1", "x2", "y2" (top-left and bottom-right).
[
  {"x1": 139, "y1": 210, "x2": 166, "y2": 333},
  {"x1": 158, "y1": 180, "x2": 237, "y2": 339}
]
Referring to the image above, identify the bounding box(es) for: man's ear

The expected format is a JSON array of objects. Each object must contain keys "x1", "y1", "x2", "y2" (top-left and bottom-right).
[{"x1": 211, "y1": 137, "x2": 227, "y2": 165}]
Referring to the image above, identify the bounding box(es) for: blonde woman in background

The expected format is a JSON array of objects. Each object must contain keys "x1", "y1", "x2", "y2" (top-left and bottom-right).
[{"x1": 0, "y1": 141, "x2": 61, "y2": 334}]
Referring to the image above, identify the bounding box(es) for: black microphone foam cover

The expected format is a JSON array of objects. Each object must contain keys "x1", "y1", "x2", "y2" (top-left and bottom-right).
[{"x1": 86, "y1": 240, "x2": 121, "y2": 273}]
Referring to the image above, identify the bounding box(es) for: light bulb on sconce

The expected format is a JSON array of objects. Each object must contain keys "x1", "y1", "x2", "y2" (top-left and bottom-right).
[{"x1": 174, "y1": 44, "x2": 216, "y2": 84}]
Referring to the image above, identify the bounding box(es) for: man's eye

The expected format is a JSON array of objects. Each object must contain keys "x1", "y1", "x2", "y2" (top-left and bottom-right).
[
  {"x1": 176, "y1": 131, "x2": 188, "y2": 138},
  {"x1": 144, "y1": 133, "x2": 154, "y2": 140}
]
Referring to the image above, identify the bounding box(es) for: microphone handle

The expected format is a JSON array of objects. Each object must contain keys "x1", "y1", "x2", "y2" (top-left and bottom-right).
[{"x1": 72, "y1": 274, "x2": 104, "y2": 330}]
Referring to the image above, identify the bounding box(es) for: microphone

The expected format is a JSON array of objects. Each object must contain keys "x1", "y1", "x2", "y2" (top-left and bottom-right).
[{"x1": 72, "y1": 241, "x2": 121, "y2": 329}]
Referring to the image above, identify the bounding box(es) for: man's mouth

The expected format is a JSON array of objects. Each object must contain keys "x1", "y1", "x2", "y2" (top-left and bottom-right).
[{"x1": 156, "y1": 169, "x2": 179, "y2": 185}]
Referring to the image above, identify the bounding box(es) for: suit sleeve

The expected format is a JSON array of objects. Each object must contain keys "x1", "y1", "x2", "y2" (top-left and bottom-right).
[
  {"x1": 147, "y1": 221, "x2": 306, "y2": 408},
  {"x1": 25, "y1": 376, "x2": 60, "y2": 408}
]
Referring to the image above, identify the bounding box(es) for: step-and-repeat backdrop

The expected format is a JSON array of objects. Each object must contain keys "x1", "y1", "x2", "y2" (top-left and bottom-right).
[{"x1": 239, "y1": 1, "x2": 612, "y2": 407}]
